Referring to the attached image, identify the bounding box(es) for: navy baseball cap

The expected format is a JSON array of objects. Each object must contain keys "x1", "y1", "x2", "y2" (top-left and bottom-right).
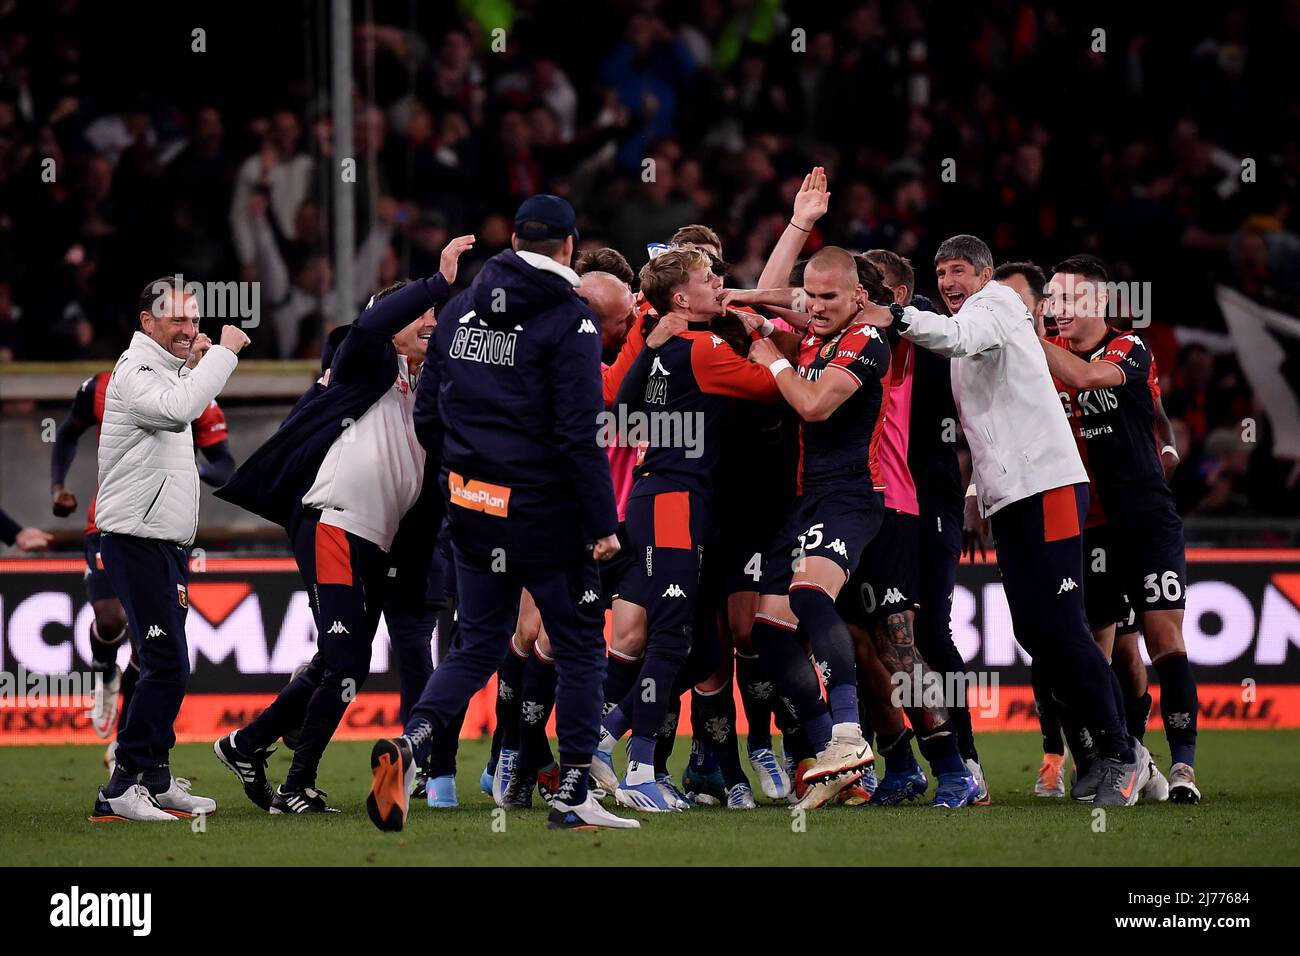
[{"x1": 514, "y1": 194, "x2": 579, "y2": 241}]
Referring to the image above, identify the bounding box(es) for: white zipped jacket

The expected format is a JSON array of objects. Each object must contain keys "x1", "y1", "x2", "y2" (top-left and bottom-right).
[
  {"x1": 899, "y1": 280, "x2": 1087, "y2": 517},
  {"x1": 96, "y1": 331, "x2": 239, "y2": 546}
]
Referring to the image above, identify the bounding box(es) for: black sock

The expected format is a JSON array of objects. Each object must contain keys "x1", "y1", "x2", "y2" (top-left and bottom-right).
[
  {"x1": 856, "y1": 696, "x2": 875, "y2": 752},
  {"x1": 653, "y1": 695, "x2": 681, "y2": 777},
  {"x1": 751, "y1": 617, "x2": 831, "y2": 751},
  {"x1": 735, "y1": 652, "x2": 774, "y2": 751},
  {"x1": 103, "y1": 765, "x2": 138, "y2": 800},
  {"x1": 89, "y1": 620, "x2": 127, "y2": 667},
  {"x1": 496, "y1": 645, "x2": 527, "y2": 751},
  {"x1": 691, "y1": 684, "x2": 748, "y2": 787},
  {"x1": 603, "y1": 650, "x2": 642, "y2": 713},
  {"x1": 519, "y1": 651, "x2": 557, "y2": 772},
  {"x1": 1126, "y1": 690, "x2": 1152, "y2": 743},
  {"x1": 1154, "y1": 654, "x2": 1198, "y2": 767},
  {"x1": 877, "y1": 727, "x2": 919, "y2": 775}
]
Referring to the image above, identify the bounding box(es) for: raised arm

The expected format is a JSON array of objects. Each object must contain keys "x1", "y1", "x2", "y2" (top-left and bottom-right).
[
  {"x1": 757, "y1": 167, "x2": 829, "y2": 289},
  {"x1": 123, "y1": 332, "x2": 244, "y2": 431}
]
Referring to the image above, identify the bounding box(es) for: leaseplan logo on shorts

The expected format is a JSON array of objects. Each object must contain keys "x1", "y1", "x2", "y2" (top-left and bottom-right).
[
  {"x1": 50, "y1": 885, "x2": 151, "y2": 936},
  {"x1": 448, "y1": 471, "x2": 511, "y2": 517}
]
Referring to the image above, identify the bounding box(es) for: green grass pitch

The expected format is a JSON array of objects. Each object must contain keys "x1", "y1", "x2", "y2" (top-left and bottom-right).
[{"x1": 2, "y1": 731, "x2": 1297, "y2": 866}]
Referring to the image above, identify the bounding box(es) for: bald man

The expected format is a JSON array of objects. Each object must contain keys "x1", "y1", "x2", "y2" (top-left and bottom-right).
[
  {"x1": 580, "y1": 271, "x2": 637, "y2": 360},
  {"x1": 743, "y1": 246, "x2": 896, "y2": 809}
]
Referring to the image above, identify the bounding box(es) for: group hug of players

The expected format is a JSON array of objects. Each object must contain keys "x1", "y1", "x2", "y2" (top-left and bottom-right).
[{"x1": 67, "y1": 167, "x2": 1199, "y2": 829}]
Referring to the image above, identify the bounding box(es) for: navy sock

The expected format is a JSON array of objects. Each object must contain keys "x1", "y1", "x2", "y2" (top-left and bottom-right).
[
  {"x1": 735, "y1": 653, "x2": 773, "y2": 751},
  {"x1": 1154, "y1": 654, "x2": 1198, "y2": 766},
  {"x1": 788, "y1": 586, "x2": 857, "y2": 724},
  {"x1": 913, "y1": 719, "x2": 965, "y2": 776},
  {"x1": 751, "y1": 617, "x2": 830, "y2": 750},
  {"x1": 603, "y1": 651, "x2": 642, "y2": 713},
  {"x1": 519, "y1": 652, "x2": 557, "y2": 772},
  {"x1": 692, "y1": 685, "x2": 747, "y2": 787},
  {"x1": 1126, "y1": 691, "x2": 1152, "y2": 743},
  {"x1": 141, "y1": 764, "x2": 171, "y2": 794},
  {"x1": 555, "y1": 757, "x2": 590, "y2": 804},
  {"x1": 496, "y1": 647, "x2": 527, "y2": 751},
  {"x1": 877, "y1": 728, "x2": 920, "y2": 775},
  {"x1": 486, "y1": 725, "x2": 501, "y2": 774},
  {"x1": 103, "y1": 765, "x2": 137, "y2": 800}
]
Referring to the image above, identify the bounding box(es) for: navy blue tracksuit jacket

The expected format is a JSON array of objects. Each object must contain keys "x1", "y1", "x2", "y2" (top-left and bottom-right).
[{"x1": 415, "y1": 250, "x2": 617, "y2": 564}]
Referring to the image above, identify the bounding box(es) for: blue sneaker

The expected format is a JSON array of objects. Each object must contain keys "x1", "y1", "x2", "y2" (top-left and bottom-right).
[
  {"x1": 491, "y1": 748, "x2": 518, "y2": 807},
  {"x1": 427, "y1": 774, "x2": 458, "y2": 808},
  {"x1": 656, "y1": 773, "x2": 691, "y2": 810},
  {"x1": 748, "y1": 747, "x2": 791, "y2": 800},
  {"x1": 874, "y1": 766, "x2": 928, "y2": 805},
  {"x1": 616, "y1": 776, "x2": 680, "y2": 812},
  {"x1": 682, "y1": 763, "x2": 727, "y2": 806},
  {"x1": 479, "y1": 755, "x2": 496, "y2": 797},
  {"x1": 725, "y1": 781, "x2": 757, "y2": 810},
  {"x1": 590, "y1": 750, "x2": 619, "y2": 796},
  {"x1": 931, "y1": 772, "x2": 980, "y2": 808}
]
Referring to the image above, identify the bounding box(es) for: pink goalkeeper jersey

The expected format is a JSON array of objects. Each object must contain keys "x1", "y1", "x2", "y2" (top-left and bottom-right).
[
  {"x1": 602, "y1": 362, "x2": 636, "y2": 521},
  {"x1": 879, "y1": 336, "x2": 919, "y2": 515}
]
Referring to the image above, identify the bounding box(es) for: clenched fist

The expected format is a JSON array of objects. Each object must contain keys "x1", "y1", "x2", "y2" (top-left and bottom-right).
[
  {"x1": 219, "y1": 325, "x2": 251, "y2": 354},
  {"x1": 52, "y1": 487, "x2": 77, "y2": 517}
]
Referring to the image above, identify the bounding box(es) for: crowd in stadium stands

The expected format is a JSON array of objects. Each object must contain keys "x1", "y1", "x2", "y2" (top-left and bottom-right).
[{"x1": 0, "y1": 0, "x2": 1296, "y2": 520}]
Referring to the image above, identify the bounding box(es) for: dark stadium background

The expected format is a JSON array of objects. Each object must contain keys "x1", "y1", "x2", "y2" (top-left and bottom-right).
[{"x1": 0, "y1": 0, "x2": 1297, "y2": 738}]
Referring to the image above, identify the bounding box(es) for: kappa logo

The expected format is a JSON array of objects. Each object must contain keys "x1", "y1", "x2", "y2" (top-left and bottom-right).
[
  {"x1": 1057, "y1": 578, "x2": 1078, "y2": 594},
  {"x1": 650, "y1": 355, "x2": 671, "y2": 376},
  {"x1": 661, "y1": 583, "x2": 686, "y2": 598},
  {"x1": 882, "y1": 587, "x2": 905, "y2": 604},
  {"x1": 828, "y1": 538, "x2": 848, "y2": 558},
  {"x1": 579, "y1": 590, "x2": 599, "y2": 604},
  {"x1": 578, "y1": 318, "x2": 598, "y2": 334},
  {"x1": 145, "y1": 625, "x2": 166, "y2": 639},
  {"x1": 326, "y1": 621, "x2": 349, "y2": 634},
  {"x1": 710, "y1": 334, "x2": 725, "y2": 348}
]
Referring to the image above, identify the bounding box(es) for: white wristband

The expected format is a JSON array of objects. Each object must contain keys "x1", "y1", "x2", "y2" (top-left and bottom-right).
[
  {"x1": 758, "y1": 317, "x2": 775, "y2": 338},
  {"x1": 965, "y1": 482, "x2": 978, "y2": 499},
  {"x1": 768, "y1": 358, "x2": 793, "y2": 376},
  {"x1": 1161, "y1": 444, "x2": 1179, "y2": 459}
]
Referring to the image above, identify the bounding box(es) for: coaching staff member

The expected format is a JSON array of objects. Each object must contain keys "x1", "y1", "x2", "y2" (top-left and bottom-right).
[
  {"x1": 90, "y1": 277, "x2": 249, "y2": 822},
  {"x1": 366, "y1": 195, "x2": 638, "y2": 833},
  {"x1": 861, "y1": 235, "x2": 1152, "y2": 807}
]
